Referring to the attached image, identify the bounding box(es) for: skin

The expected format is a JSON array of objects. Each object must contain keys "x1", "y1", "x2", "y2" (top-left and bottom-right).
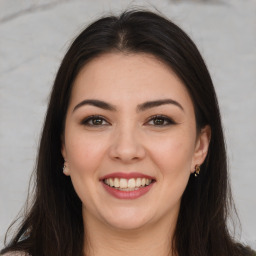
[{"x1": 62, "y1": 52, "x2": 211, "y2": 256}]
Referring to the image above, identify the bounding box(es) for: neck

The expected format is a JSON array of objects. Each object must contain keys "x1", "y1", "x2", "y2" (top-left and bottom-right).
[{"x1": 82, "y1": 210, "x2": 178, "y2": 256}]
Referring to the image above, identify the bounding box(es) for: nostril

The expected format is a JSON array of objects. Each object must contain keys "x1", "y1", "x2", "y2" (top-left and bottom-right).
[{"x1": 109, "y1": 143, "x2": 146, "y2": 162}]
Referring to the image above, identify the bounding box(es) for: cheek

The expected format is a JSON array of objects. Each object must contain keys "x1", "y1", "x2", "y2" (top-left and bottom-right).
[
  {"x1": 65, "y1": 132, "x2": 107, "y2": 176},
  {"x1": 64, "y1": 133, "x2": 107, "y2": 207},
  {"x1": 149, "y1": 133, "x2": 195, "y2": 175},
  {"x1": 149, "y1": 134, "x2": 195, "y2": 211}
]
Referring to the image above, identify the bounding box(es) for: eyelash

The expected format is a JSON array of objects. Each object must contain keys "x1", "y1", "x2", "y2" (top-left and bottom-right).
[
  {"x1": 81, "y1": 115, "x2": 109, "y2": 126},
  {"x1": 81, "y1": 115, "x2": 176, "y2": 127},
  {"x1": 145, "y1": 115, "x2": 176, "y2": 126}
]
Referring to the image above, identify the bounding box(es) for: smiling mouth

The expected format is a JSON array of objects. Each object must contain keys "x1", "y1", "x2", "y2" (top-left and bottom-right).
[{"x1": 103, "y1": 178, "x2": 155, "y2": 191}]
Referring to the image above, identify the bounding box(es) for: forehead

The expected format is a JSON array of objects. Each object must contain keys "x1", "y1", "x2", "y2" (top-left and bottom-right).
[{"x1": 70, "y1": 52, "x2": 194, "y2": 111}]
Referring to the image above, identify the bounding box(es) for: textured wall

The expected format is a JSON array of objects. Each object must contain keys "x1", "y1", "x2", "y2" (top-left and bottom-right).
[{"x1": 0, "y1": 0, "x2": 255, "y2": 249}]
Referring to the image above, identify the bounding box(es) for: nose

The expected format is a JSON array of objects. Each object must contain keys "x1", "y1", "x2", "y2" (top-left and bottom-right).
[{"x1": 108, "y1": 125, "x2": 146, "y2": 163}]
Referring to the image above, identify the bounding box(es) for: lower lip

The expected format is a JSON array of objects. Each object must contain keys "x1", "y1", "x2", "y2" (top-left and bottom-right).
[{"x1": 102, "y1": 182, "x2": 154, "y2": 199}]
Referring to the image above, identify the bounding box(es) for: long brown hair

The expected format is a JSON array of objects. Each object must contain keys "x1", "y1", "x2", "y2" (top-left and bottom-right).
[{"x1": 1, "y1": 9, "x2": 255, "y2": 256}]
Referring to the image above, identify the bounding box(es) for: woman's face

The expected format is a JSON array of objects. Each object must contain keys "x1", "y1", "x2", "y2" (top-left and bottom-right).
[{"x1": 62, "y1": 53, "x2": 210, "y2": 230}]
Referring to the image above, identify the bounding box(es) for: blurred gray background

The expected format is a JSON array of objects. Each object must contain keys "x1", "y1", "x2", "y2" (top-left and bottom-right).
[{"x1": 0, "y1": 0, "x2": 255, "y2": 249}]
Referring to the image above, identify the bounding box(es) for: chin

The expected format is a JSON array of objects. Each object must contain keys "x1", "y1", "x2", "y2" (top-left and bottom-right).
[
  {"x1": 99, "y1": 207, "x2": 153, "y2": 231},
  {"x1": 105, "y1": 217, "x2": 150, "y2": 231}
]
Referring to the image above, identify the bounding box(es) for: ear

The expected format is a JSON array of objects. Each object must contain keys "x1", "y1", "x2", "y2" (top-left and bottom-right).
[
  {"x1": 61, "y1": 135, "x2": 70, "y2": 176},
  {"x1": 61, "y1": 134, "x2": 67, "y2": 160},
  {"x1": 191, "y1": 125, "x2": 211, "y2": 173},
  {"x1": 63, "y1": 162, "x2": 70, "y2": 176}
]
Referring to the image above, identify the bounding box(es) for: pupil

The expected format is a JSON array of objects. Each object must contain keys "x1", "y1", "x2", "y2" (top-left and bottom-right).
[
  {"x1": 93, "y1": 118, "x2": 102, "y2": 125},
  {"x1": 154, "y1": 118, "x2": 164, "y2": 125}
]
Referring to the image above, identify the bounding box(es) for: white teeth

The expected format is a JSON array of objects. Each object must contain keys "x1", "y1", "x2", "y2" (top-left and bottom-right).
[
  {"x1": 109, "y1": 178, "x2": 114, "y2": 187},
  {"x1": 128, "y1": 178, "x2": 136, "y2": 188},
  {"x1": 120, "y1": 178, "x2": 127, "y2": 188},
  {"x1": 104, "y1": 177, "x2": 153, "y2": 190},
  {"x1": 114, "y1": 178, "x2": 120, "y2": 188},
  {"x1": 136, "y1": 178, "x2": 142, "y2": 187}
]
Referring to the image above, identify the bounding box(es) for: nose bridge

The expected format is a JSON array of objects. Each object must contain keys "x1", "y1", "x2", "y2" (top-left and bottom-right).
[{"x1": 109, "y1": 120, "x2": 145, "y2": 162}]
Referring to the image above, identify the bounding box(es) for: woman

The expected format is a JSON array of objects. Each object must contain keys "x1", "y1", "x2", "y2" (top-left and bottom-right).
[{"x1": 1, "y1": 9, "x2": 255, "y2": 256}]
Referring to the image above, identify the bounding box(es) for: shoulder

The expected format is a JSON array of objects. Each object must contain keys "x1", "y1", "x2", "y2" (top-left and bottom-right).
[{"x1": 1, "y1": 252, "x2": 30, "y2": 256}]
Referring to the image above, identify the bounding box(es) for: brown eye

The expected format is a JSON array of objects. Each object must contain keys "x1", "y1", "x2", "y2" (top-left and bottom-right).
[
  {"x1": 92, "y1": 118, "x2": 104, "y2": 125},
  {"x1": 153, "y1": 117, "x2": 165, "y2": 125},
  {"x1": 81, "y1": 115, "x2": 109, "y2": 126},
  {"x1": 147, "y1": 115, "x2": 175, "y2": 126}
]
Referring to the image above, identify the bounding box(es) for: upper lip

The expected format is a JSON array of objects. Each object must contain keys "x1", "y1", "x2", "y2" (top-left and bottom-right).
[{"x1": 100, "y1": 172, "x2": 156, "y2": 181}]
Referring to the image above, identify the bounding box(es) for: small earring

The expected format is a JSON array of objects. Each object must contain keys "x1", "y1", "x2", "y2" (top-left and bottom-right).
[
  {"x1": 194, "y1": 165, "x2": 200, "y2": 177},
  {"x1": 63, "y1": 161, "x2": 69, "y2": 175}
]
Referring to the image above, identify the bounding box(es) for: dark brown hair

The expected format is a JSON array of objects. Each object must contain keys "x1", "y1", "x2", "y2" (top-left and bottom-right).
[{"x1": 1, "y1": 9, "x2": 255, "y2": 256}]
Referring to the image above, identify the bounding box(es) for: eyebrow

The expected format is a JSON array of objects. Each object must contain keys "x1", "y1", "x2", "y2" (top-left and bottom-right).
[
  {"x1": 73, "y1": 99, "x2": 116, "y2": 112},
  {"x1": 73, "y1": 98, "x2": 184, "y2": 113},
  {"x1": 137, "y1": 99, "x2": 184, "y2": 112}
]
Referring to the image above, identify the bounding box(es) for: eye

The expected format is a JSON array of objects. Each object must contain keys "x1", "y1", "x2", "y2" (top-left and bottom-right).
[
  {"x1": 146, "y1": 115, "x2": 175, "y2": 126},
  {"x1": 81, "y1": 115, "x2": 110, "y2": 126}
]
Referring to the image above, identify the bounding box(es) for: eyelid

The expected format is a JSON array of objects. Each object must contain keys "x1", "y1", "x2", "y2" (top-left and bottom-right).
[
  {"x1": 81, "y1": 115, "x2": 110, "y2": 126},
  {"x1": 80, "y1": 114, "x2": 176, "y2": 127},
  {"x1": 145, "y1": 115, "x2": 176, "y2": 126}
]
